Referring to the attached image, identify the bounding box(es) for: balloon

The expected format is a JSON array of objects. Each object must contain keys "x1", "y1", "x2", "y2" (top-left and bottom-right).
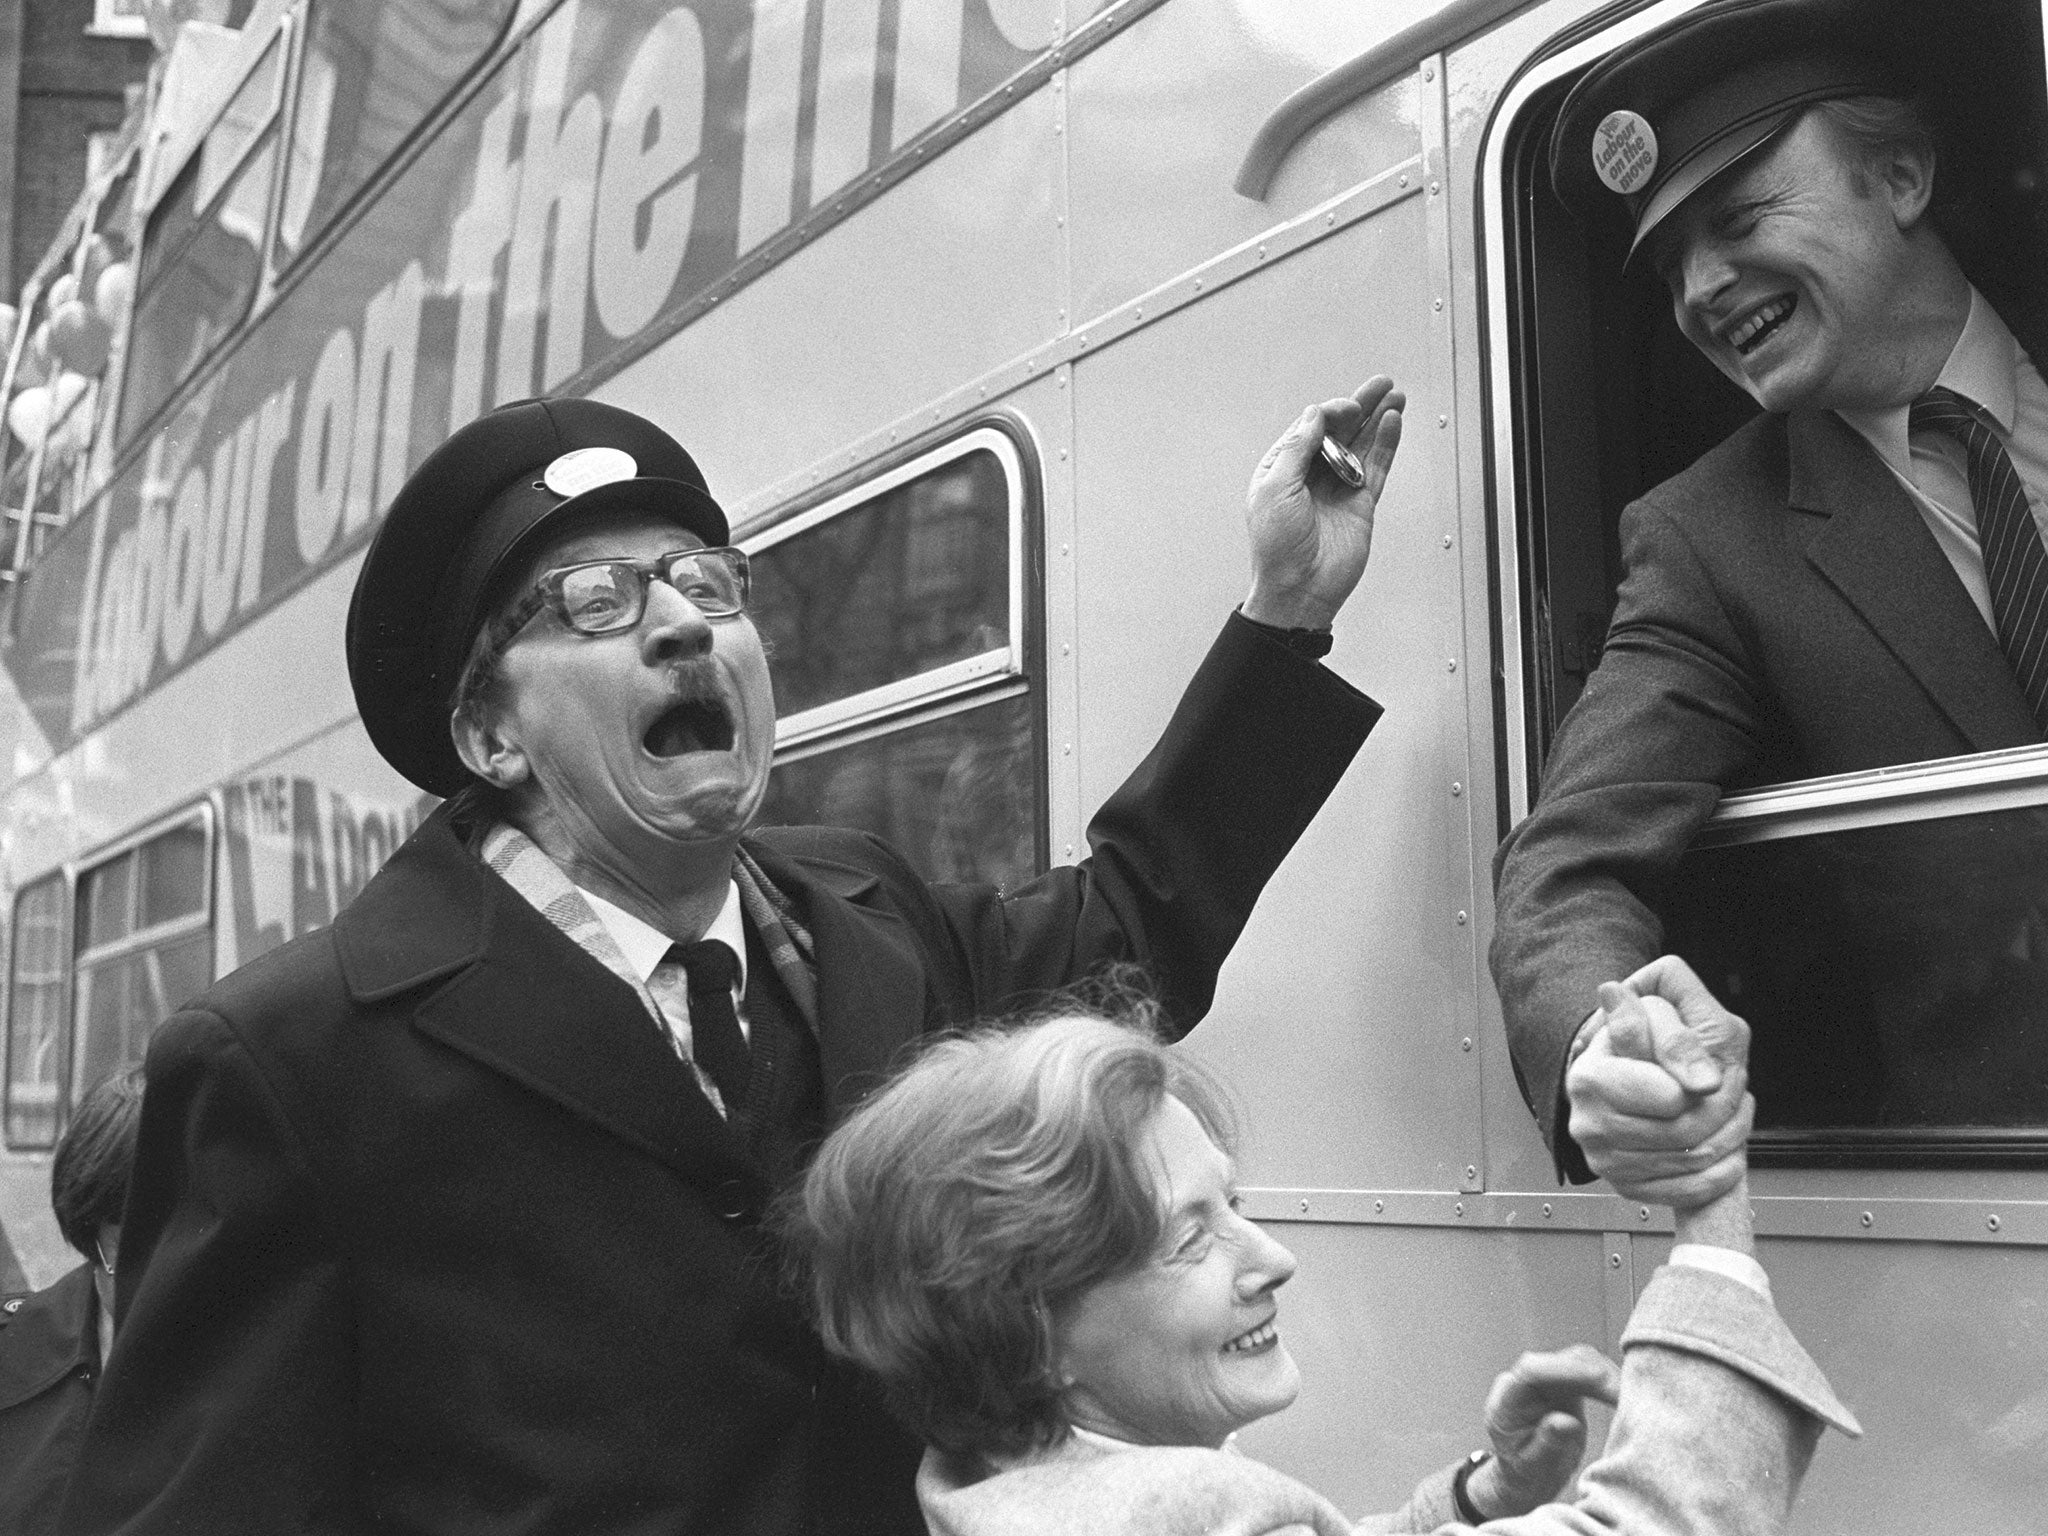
[
  {"x1": 48, "y1": 300, "x2": 111, "y2": 376},
  {"x1": 4, "y1": 373, "x2": 86, "y2": 450},
  {"x1": 79, "y1": 234, "x2": 112, "y2": 293},
  {"x1": 94, "y1": 261, "x2": 134, "y2": 325},
  {"x1": 7, "y1": 386, "x2": 50, "y2": 449},
  {"x1": 46, "y1": 273, "x2": 77, "y2": 312}
]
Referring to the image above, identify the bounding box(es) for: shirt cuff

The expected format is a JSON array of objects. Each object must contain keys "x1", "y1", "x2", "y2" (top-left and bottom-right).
[{"x1": 1669, "y1": 1242, "x2": 1771, "y2": 1299}]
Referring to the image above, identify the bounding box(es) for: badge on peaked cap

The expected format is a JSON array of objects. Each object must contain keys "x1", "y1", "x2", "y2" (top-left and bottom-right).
[
  {"x1": 542, "y1": 446, "x2": 638, "y2": 499},
  {"x1": 1593, "y1": 109, "x2": 1659, "y2": 196}
]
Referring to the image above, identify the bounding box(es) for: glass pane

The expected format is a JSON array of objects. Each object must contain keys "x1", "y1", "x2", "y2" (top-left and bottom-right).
[
  {"x1": 139, "y1": 820, "x2": 208, "y2": 929},
  {"x1": 756, "y1": 694, "x2": 1037, "y2": 889},
  {"x1": 79, "y1": 850, "x2": 137, "y2": 951},
  {"x1": 120, "y1": 139, "x2": 275, "y2": 440},
  {"x1": 6, "y1": 877, "x2": 69, "y2": 1148},
  {"x1": 751, "y1": 449, "x2": 1012, "y2": 718},
  {"x1": 139, "y1": 36, "x2": 281, "y2": 293},
  {"x1": 1663, "y1": 805, "x2": 2048, "y2": 1139},
  {"x1": 275, "y1": 0, "x2": 518, "y2": 266},
  {"x1": 71, "y1": 929, "x2": 212, "y2": 1098}
]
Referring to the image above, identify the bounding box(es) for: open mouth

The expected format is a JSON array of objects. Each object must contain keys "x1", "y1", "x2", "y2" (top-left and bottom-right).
[
  {"x1": 1221, "y1": 1319, "x2": 1278, "y2": 1356},
  {"x1": 643, "y1": 696, "x2": 735, "y2": 758},
  {"x1": 1728, "y1": 295, "x2": 1796, "y2": 355}
]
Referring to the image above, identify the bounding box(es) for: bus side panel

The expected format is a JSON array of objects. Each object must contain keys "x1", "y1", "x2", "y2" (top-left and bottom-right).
[
  {"x1": 1069, "y1": 211, "x2": 1478, "y2": 1192},
  {"x1": 597, "y1": 88, "x2": 1065, "y2": 508},
  {"x1": 1236, "y1": 1224, "x2": 1614, "y2": 1516},
  {"x1": 1064, "y1": 0, "x2": 1431, "y2": 323}
]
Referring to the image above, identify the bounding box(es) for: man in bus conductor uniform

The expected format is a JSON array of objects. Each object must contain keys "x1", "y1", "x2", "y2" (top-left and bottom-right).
[
  {"x1": 59, "y1": 382, "x2": 1402, "y2": 1535},
  {"x1": 1492, "y1": 0, "x2": 2048, "y2": 1197}
]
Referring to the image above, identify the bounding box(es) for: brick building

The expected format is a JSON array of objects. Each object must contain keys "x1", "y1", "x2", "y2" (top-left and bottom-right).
[{"x1": 0, "y1": 0, "x2": 154, "y2": 300}]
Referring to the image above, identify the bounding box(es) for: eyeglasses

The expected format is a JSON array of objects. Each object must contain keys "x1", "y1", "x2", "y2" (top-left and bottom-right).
[{"x1": 512, "y1": 546, "x2": 752, "y2": 638}]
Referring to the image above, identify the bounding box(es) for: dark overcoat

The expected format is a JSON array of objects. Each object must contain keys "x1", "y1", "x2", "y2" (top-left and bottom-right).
[
  {"x1": 0, "y1": 1264, "x2": 100, "y2": 1535},
  {"x1": 1492, "y1": 390, "x2": 2048, "y2": 1177},
  {"x1": 60, "y1": 618, "x2": 1377, "y2": 1535}
]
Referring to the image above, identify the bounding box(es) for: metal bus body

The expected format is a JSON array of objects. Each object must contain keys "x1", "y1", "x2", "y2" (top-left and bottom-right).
[{"x1": 0, "y1": 0, "x2": 2043, "y2": 1527}]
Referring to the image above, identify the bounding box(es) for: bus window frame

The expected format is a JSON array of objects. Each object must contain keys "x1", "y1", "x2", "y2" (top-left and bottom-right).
[
  {"x1": 4, "y1": 870, "x2": 74, "y2": 1151},
  {"x1": 269, "y1": 0, "x2": 521, "y2": 278},
  {"x1": 1480, "y1": 0, "x2": 2048, "y2": 1167},
  {"x1": 66, "y1": 801, "x2": 216, "y2": 1109},
  {"x1": 740, "y1": 415, "x2": 1048, "y2": 879}
]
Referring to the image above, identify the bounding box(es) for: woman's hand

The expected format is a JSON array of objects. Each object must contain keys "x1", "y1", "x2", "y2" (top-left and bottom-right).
[{"x1": 1465, "y1": 1344, "x2": 1622, "y2": 1518}]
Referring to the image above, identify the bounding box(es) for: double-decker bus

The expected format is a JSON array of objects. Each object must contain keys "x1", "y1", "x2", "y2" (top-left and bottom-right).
[{"x1": 0, "y1": 1, "x2": 2043, "y2": 1526}]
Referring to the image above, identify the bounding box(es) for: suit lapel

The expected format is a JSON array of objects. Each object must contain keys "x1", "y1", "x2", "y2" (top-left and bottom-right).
[
  {"x1": 744, "y1": 839, "x2": 930, "y2": 1121},
  {"x1": 335, "y1": 811, "x2": 751, "y2": 1190},
  {"x1": 1792, "y1": 409, "x2": 2040, "y2": 752}
]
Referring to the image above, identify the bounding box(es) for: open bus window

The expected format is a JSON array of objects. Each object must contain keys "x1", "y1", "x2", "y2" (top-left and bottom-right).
[
  {"x1": 274, "y1": 0, "x2": 518, "y2": 269},
  {"x1": 118, "y1": 33, "x2": 284, "y2": 444},
  {"x1": 1496, "y1": 0, "x2": 2048, "y2": 1161},
  {"x1": 4, "y1": 874, "x2": 70, "y2": 1150},
  {"x1": 70, "y1": 810, "x2": 213, "y2": 1105},
  {"x1": 749, "y1": 425, "x2": 1042, "y2": 889}
]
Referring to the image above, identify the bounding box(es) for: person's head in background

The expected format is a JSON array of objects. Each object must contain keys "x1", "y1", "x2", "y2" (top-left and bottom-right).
[{"x1": 52, "y1": 1066, "x2": 146, "y2": 1336}]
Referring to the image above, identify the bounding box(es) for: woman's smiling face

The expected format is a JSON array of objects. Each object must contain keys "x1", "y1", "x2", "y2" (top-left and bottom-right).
[{"x1": 1051, "y1": 1096, "x2": 1301, "y2": 1448}]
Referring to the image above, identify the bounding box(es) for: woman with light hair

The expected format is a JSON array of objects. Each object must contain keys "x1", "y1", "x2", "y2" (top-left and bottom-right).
[{"x1": 787, "y1": 976, "x2": 1859, "y2": 1535}]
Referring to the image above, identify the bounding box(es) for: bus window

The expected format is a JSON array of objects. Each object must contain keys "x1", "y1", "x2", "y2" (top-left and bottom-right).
[
  {"x1": 1661, "y1": 750, "x2": 2048, "y2": 1161},
  {"x1": 273, "y1": 0, "x2": 518, "y2": 270},
  {"x1": 4, "y1": 874, "x2": 70, "y2": 1149},
  {"x1": 119, "y1": 33, "x2": 285, "y2": 444},
  {"x1": 749, "y1": 426, "x2": 1041, "y2": 889},
  {"x1": 70, "y1": 810, "x2": 214, "y2": 1101},
  {"x1": 1493, "y1": 0, "x2": 2048, "y2": 1162}
]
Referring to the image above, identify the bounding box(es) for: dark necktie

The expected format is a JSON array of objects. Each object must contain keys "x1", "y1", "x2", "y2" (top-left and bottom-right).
[
  {"x1": 660, "y1": 941, "x2": 750, "y2": 1111},
  {"x1": 1910, "y1": 386, "x2": 2048, "y2": 730}
]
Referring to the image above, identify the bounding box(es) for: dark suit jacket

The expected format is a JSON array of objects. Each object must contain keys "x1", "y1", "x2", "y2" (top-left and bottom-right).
[
  {"x1": 1492, "y1": 404, "x2": 2044, "y2": 1179},
  {"x1": 60, "y1": 616, "x2": 1378, "y2": 1536},
  {"x1": 0, "y1": 1265, "x2": 99, "y2": 1536}
]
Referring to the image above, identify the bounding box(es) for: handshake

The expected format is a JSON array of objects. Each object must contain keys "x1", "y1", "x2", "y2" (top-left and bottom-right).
[{"x1": 1567, "y1": 956, "x2": 1756, "y2": 1209}]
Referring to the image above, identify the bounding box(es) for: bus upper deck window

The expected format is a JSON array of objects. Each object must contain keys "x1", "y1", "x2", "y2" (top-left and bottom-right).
[
  {"x1": 273, "y1": 0, "x2": 518, "y2": 269},
  {"x1": 118, "y1": 35, "x2": 285, "y2": 443}
]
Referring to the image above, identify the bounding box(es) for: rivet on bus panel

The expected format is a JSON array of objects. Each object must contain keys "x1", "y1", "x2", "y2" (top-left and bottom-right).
[
  {"x1": 1446, "y1": 658, "x2": 1458, "y2": 672},
  {"x1": 1374, "y1": 1199, "x2": 1385, "y2": 1214},
  {"x1": 1423, "y1": 64, "x2": 1435, "y2": 82},
  {"x1": 1460, "y1": 1037, "x2": 1473, "y2": 1051},
  {"x1": 1454, "y1": 1202, "x2": 1465, "y2": 1217},
  {"x1": 1465, "y1": 1166, "x2": 1477, "y2": 1182},
  {"x1": 1860, "y1": 1211, "x2": 1874, "y2": 1227},
  {"x1": 1450, "y1": 782, "x2": 1464, "y2": 796},
  {"x1": 1542, "y1": 1204, "x2": 1553, "y2": 1219},
  {"x1": 1443, "y1": 534, "x2": 1454, "y2": 548},
  {"x1": 1610, "y1": 1253, "x2": 1623, "y2": 1269},
  {"x1": 1638, "y1": 1207, "x2": 1650, "y2": 1223},
  {"x1": 1455, "y1": 911, "x2": 1468, "y2": 925},
  {"x1": 1298, "y1": 1198, "x2": 1310, "y2": 1213},
  {"x1": 1987, "y1": 1214, "x2": 2002, "y2": 1232}
]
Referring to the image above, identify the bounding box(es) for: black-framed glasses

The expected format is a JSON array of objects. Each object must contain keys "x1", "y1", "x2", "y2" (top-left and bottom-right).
[{"x1": 513, "y1": 546, "x2": 752, "y2": 637}]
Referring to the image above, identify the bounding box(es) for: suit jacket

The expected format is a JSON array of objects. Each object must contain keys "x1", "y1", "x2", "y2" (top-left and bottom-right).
[
  {"x1": 60, "y1": 616, "x2": 1379, "y2": 1536},
  {"x1": 915, "y1": 1265, "x2": 1857, "y2": 1536},
  {"x1": 1491, "y1": 400, "x2": 2046, "y2": 1179},
  {"x1": 0, "y1": 1265, "x2": 100, "y2": 1536}
]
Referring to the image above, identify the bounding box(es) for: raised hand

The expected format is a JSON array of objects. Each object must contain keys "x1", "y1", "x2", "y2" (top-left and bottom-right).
[
  {"x1": 1242, "y1": 376, "x2": 1404, "y2": 631},
  {"x1": 1464, "y1": 1344, "x2": 1622, "y2": 1519},
  {"x1": 1566, "y1": 956, "x2": 1753, "y2": 1209}
]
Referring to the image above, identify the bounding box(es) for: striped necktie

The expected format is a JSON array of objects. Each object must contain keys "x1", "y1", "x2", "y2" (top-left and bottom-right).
[
  {"x1": 649, "y1": 940, "x2": 750, "y2": 1112},
  {"x1": 1910, "y1": 386, "x2": 2048, "y2": 731}
]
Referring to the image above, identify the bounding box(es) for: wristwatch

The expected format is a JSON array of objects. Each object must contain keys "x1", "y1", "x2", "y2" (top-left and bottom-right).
[{"x1": 1451, "y1": 1448, "x2": 1493, "y2": 1525}]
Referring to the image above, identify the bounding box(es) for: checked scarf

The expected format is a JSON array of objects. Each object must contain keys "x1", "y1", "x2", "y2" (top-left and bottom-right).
[{"x1": 480, "y1": 823, "x2": 820, "y2": 1108}]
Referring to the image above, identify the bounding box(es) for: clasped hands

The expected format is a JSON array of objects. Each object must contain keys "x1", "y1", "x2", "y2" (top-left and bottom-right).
[{"x1": 1567, "y1": 955, "x2": 1755, "y2": 1208}]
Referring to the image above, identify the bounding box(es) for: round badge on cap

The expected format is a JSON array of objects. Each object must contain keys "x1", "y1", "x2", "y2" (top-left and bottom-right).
[
  {"x1": 1592, "y1": 109, "x2": 1659, "y2": 195},
  {"x1": 542, "y1": 445, "x2": 639, "y2": 499}
]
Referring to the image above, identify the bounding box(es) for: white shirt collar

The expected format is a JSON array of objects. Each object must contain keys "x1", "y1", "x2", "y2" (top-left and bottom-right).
[
  {"x1": 1838, "y1": 287, "x2": 2021, "y2": 474},
  {"x1": 578, "y1": 881, "x2": 749, "y2": 993}
]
